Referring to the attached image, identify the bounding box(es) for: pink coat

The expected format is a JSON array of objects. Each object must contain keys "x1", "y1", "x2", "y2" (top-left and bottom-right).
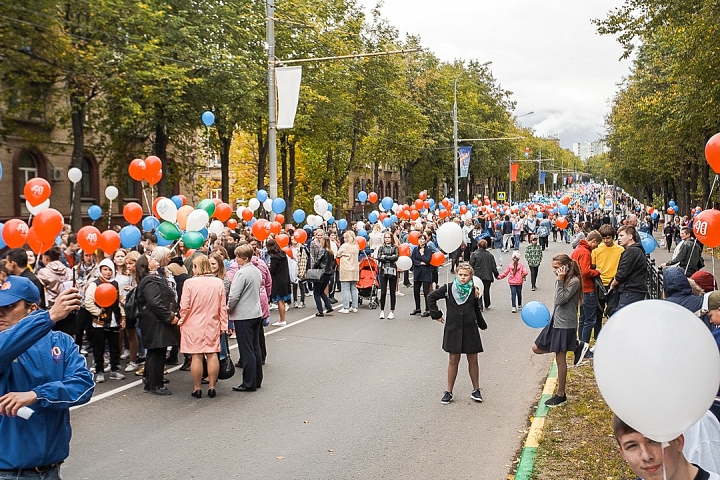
[
  {"x1": 179, "y1": 276, "x2": 228, "y2": 354},
  {"x1": 497, "y1": 262, "x2": 529, "y2": 286},
  {"x1": 251, "y1": 256, "x2": 272, "y2": 319}
]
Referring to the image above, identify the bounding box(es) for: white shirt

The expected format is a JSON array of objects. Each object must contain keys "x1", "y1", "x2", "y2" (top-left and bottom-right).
[{"x1": 683, "y1": 410, "x2": 720, "y2": 476}]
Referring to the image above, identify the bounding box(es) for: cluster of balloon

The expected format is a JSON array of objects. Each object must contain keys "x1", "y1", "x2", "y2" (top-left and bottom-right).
[
  {"x1": 128, "y1": 156, "x2": 163, "y2": 187},
  {"x1": 594, "y1": 300, "x2": 720, "y2": 442},
  {"x1": 24, "y1": 178, "x2": 52, "y2": 216}
]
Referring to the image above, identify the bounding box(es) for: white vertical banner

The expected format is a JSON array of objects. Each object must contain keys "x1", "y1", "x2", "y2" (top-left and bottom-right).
[
  {"x1": 276, "y1": 66, "x2": 302, "y2": 129},
  {"x1": 553, "y1": 173, "x2": 558, "y2": 184}
]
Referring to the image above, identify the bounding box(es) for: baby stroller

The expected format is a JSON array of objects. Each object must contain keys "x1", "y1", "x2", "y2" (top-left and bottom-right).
[{"x1": 357, "y1": 252, "x2": 379, "y2": 309}]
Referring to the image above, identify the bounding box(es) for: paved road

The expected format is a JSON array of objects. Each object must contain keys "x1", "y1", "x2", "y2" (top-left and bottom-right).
[{"x1": 63, "y1": 238, "x2": 601, "y2": 479}]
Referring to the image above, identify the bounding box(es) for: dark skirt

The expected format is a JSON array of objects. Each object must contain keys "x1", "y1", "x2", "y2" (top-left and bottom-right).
[
  {"x1": 443, "y1": 314, "x2": 483, "y2": 354},
  {"x1": 534, "y1": 320, "x2": 577, "y2": 353}
]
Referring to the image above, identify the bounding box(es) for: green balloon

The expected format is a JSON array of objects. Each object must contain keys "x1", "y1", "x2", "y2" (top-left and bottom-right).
[
  {"x1": 182, "y1": 231, "x2": 204, "y2": 249},
  {"x1": 157, "y1": 221, "x2": 181, "y2": 241},
  {"x1": 197, "y1": 199, "x2": 216, "y2": 217}
]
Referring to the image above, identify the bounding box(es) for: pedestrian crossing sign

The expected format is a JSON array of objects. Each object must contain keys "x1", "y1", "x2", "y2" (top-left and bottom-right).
[{"x1": 497, "y1": 192, "x2": 506, "y2": 201}]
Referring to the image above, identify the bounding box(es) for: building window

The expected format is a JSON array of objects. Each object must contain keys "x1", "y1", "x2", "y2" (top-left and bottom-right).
[
  {"x1": 14, "y1": 149, "x2": 47, "y2": 217},
  {"x1": 393, "y1": 182, "x2": 399, "y2": 200},
  {"x1": 378, "y1": 180, "x2": 383, "y2": 196},
  {"x1": 18, "y1": 152, "x2": 38, "y2": 184}
]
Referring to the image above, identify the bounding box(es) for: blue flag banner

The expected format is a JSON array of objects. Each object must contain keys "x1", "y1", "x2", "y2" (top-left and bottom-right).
[
  {"x1": 458, "y1": 147, "x2": 472, "y2": 178},
  {"x1": 539, "y1": 171, "x2": 546, "y2": 184}
]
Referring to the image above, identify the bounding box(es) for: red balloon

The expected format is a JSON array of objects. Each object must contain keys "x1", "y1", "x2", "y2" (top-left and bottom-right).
[
  {"x1": 24, "y1": 178, "x2": 51, "y2": 207},
  {"x1": 706, "y1": 133, "x2": 720, "y2": 174},
  {"x1": 144, "y1": 156, "x2": 162, "y2": 177},
  {"x1": 693, "y1": 209, "x2": 720, "y2": 248},
  {"x1": 423, "y1": 201, "x2": 430, "y2": 210},
  {"x1": 460, "y1": 205, "x2": 468, "y2": 214},
  {"x1": 275, "y1": 214, "x2": 285, "y2": 225},
  {"x1": 99, "y1": 230, "x2": 121, "y2": 255},
  {"x1": 179, "y1": 195, "x2": 187, "y2": 206},
  {"x1": 269, "y1": 221, "x2": 282, "y2": 236},
  {"x1": 418, "y1": 191, "x2": 427, "y2": 201},
  {"x1": 123, "y1": 202, "x2": 143, "y2": 224},
  {"x1": 94, "y1": 283, "x2": 118, "y2": 308},
  {"x1": 128, "y1": 159, "x2": 146, "y2": 181},
  {"x1": 357, "y1": 236, "x2": 367, "y2": 250},
  {"x1": 442, "y1": 198, "x2": 451, "y2": 209},
  {"x1": 408, "y1": 231, "x2": 420, "y2": 245},
  {"x1": 252, "y1": 219, "x2": 269, "y2": 241},
  {"x1": 212, "y1": 198, "x2": 222, "y2": 206},
  {"x1": 214, "y1": 203, "x2": 232, "y2": 222},
  {"x1": 283, "y1": 246, "x2": 293, "y2": 259},
  {"x1": 439, "y1": 209, "x2": 449, "y2": 219},
  {"x1": 410, "y1": 210, "x2": 420, "y2": 220},
  {"x1": 26, "y1": 228, "x2": 51, "y2": 255},
  {"x1": 146, "y1": 169, "x2": 162, "y2": 186},
  {"x1": 368, "y1": 192, "x2": 378, "y2": 204},
  {"x1": 241, "y1": 208, "x2": 253, "y2": 221},
  {"x1": 226, "y1": 219, "x2": 238, "y2": 230},
  {"x1": 293, "y1": 229, "x2": 307, "y2": 244},
  {"x1": 33, "y1": 208, "x2": 64, "y2": 243},
  {"x1": 77, "y1": 226, "x2": 101, "y2": 253},
  {"x1": 430, "y1": 252, "x2": 445, "y2": 267},
  {"x1": 398, "y1": 243, "x2": 411, "y2": 256},
  {"x1": 152, "y1": 197, "x2": 166, "y2": 218},
  {"x1": 414, "y1": 199, "x2": 424, "y2": 210},
  {"x1": 667, "y1": 208, "x2": 675, "y2": 215},
  {"x1": 561, "y1": 196, "x2": 571, "y2": 205},
  {"x1": 556, "y1": 216, "x2": 568, "y2": 229},
  {"x1": 276, "y1": 233, "x2": 290, "y2": 248}
]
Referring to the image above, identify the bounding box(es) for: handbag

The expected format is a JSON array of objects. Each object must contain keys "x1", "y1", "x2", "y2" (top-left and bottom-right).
[
  {"x1": 305, "y1": 269, "x2": 323, "y2": 281},
  {"x1": 593, "y1": 276, "x2": 608, "y2": 300},
  {"x1": 218, "y1": 333, "x2": 236, "y2": 380},
  {"x1": 381, "y1": 265, "x2": 397, "y2": 277}
]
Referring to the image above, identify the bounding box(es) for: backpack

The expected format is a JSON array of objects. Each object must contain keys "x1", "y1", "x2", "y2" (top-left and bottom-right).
[{"x1": 124, "y1": 287, "x2": 143, "y2": 322}]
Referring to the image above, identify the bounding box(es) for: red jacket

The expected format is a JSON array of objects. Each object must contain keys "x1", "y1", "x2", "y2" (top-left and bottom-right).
[{"x1": 571, "y1": 240, "x2": 600, "y2": 293}]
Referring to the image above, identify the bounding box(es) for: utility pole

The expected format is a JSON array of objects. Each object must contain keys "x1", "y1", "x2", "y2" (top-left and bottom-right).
[
  {"x1": 453, "y1": 74, "x2": 461, "y2": 204},
  {"x1": 267, "y1": 0, "x2": 278, "y2": 199}
]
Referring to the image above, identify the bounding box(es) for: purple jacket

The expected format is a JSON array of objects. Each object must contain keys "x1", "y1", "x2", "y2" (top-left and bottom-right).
[{"x1": 252, "y1": 256, "x2": 272, "y2": 319}]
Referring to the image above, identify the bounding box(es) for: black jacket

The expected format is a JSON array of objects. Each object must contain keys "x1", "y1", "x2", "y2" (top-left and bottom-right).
[
  {"x1": 427, "y1": 283, "x2": 486, "y2": 354},
  {"x1": 666, "y1": 239, "x2": 702, "y2": 276},
  {"x1": 313, "y1": 249, "x2": 335, "y2": 276},
  {"x1": 137, "y1": 274, "x2": 180, "y2": 349},
  {"x1": 469, "y1": 249, "x2": 499, "y2": 282},
  {"x1": 21, "y1": 269, "x2": 46, "y2": 309},
  {"x1": 614, "y1": 242, "x2": 648, "y2": 294},
  {"x1": 377, "y1": 245, "x2": 399, "y2": 266},
  {"x1": 270, "y1": 252, "x2": 291, "y2": 297}
]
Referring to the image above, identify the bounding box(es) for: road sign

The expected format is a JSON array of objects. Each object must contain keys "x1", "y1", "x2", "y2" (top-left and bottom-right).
[{"x1": 497, "y1": 191, "x2": 506, "y2": 201}]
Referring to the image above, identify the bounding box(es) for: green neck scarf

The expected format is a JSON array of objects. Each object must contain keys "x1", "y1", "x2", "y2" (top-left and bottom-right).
[{"x1": 453, "y1": 277, "x2": 473, "y2": 304}]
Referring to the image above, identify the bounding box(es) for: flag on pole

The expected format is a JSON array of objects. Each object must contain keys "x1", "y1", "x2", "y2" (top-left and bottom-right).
[
  {"x1": 510, "y1": 163, "x2": 519, "y2": 182},
  {"x1": 459, "y1": 147, "x2": 472, "y2": 178},
  {"x1": 553, "y1": 173, "x2": 558, "y2": 184},
  {"x1": 276, "y1": 66, "x2": 303, "y2": 129},
  {"x1": 568, "y1": 176, "x2": 574, "y2": 185},
  {"x1": 539, "y1": 171, "x2": 546, "y2": 184}
]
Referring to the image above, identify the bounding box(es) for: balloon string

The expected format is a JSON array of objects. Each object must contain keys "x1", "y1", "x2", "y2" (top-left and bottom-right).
[
  {"x1": 662, "y1": 442, "x2": 668, "y2": 480},
  {"x1": 141, "y1": 181, "x2": 152, "y2": 215},
  {"x1": 28, "y1": 214, "x2": 33, "y2": 228},
  {"x1": 108, "y1": 200, "x2": 112, "y2": 230},
  {"x1": 706, "y1": 175, "x2": 719, "y2": 210}
]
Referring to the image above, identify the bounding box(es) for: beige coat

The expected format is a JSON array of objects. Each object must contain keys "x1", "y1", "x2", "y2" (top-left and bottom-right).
[{"x1": 336, "y1": 242, "x2": 360, "y2": 282}]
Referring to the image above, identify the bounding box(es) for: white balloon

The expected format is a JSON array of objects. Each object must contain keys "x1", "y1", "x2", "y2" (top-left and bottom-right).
[
  {"x1": 208, "y1": 220, "x2": 224, "y2": 236},
  {"x1": 248, "y1": 198, "x2": 261, "y2": 211},
  {"x1": 236, "y1": 205, "x2": 246, "y2": 214},
  {"x1": 378, "y1": 204, "x2": 385, "y2": 212},
  {"x1": 306, "y1": 215, "x2": 317, "y2": 227},
  {"x1": 263, "y1": 198, "x2": 273, "y2": 212},
  {"x1": 186, "y1": 209, "x2": 210, "y2": 232},
  {"x1": 314, "y1": 198, "x2": 328, "y2": 216},
  {"x1": 105, "y1": 186, "x2": 118, "y2": 201},
  {"x1": 426, "y1": 213, "x2": 433, "y2": 221},
  {"x1": 314, "y1": 195, "x2": 322, "y2": 201},
  {"x1": 26, "y1": 199, "x2": 50, "y2": 215},
  {"x1": 155, "y1": 198, "x2": 178, "y2": 223},
  {"x1": 323, "y1": 211, "x2": 332, "y2": 221},
  {"x1": 436, "y1": 221, "x2": 463, "y2": 253},
  {"x1": 356, "y1": 221, "x2": 365, "y2": 231},
  {"x1": 396, "y1": 256, "x2": 412, "y2": 271},
  {"x1": 392, "y1": 203, "x2": 399, "y2": 213},
  {"x1": 594, "y1": 300, "x2": 720, "y2": 442},
  {"x1": 67, "y1": 167, "x2": 82, "y2": 184}
]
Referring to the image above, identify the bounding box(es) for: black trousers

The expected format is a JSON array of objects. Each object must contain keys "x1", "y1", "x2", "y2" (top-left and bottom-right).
[
  {"x1": 413, "y1": 281, "x2": 431, "y2": 311},
  {"x1": 144, "y1": 347, "x2": 166, "y2": 390},
  {"x1": 380, "y1": 274, "x2": 397, "y2": 310},
  {"x1": 481, "y1": 279, "x2": 492, "y2": 308},
  {"x1": 53, "y1": 311, "x2": 78, "y2": 343},
  {"x1": 539, "y1": 236, "x2": 549, "y2": 250},
  {"x1": 403, "y1": 270, "x2": 411, "y2": 286},
  {"x1": 91, "y1": 326, "x2": 120, "y2": 373},
  {"x1": 234, "y1": 318, "x2": 263, "y2": 389},
  {"x1": 529, "y1": 266, "x2": 539, "y2": 288}
]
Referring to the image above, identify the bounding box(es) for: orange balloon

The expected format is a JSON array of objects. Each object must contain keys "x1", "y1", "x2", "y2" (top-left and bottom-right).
[
  {"x1": 227, "y1": 218, "x2": 238, "y2": 230},
  {"x1": 410, "y1": 210, "x2": 420, "y2": 220},
  {"x1": 414, "y1": 199, "x2": 424, "y2": 210},
  {"x1": 77, "y1": 226, "x2": 101, "y2": 253},
  {"x1": 282, "y1": 246, "x2": 293, "y2": 259},
  {"x1": 94, "y1": 283, "x2": 118, "y2": 308},
  {"x1": 33, "y1": 208, "x2": 64, "y2": 243},
  {"x1": 275, "y1": 214, "x2": 285, "y2": 225},
  {"x1": 99, "y1": 230, "x2": 121, "y2": 255},
  {"x1": 693, "y1": 209, "x2": 720, "y2": 247},
  {"x1": 357, "y1": 236, "x2": 367, "y2": 250},
  {"x1": 368, "y1": 192, "x2": 378, "y2": 203},
  {"x1": 293, "y1": 229, "x2": 307, "y2": 244},
  {"x1": 123, "y1": 202, "x2": 143, "y2": 224},
  {"x1": 561, "y1": 196, "x2": 571, "y2": 205},
  {"x1": 423, "y1": 201, "x2": 430, "y2": 210},
  {"x1": 26, "y1": 228, "x2": 51, "y2": 255},
  {"x1": 408, "y1": 231, "x2": 420, "y2": 245},
  {"x1": 398, "y1": 243, "x2": 411, "y2": 256},
  {"x1": 185, "y1": 249, "x2": 195, "y2": 258},
  {"x1": 439, "y1": 209, "x2": 449, "y2": 219},
  {"x1": 241, "y1": 208, "x2": 253, "y2": 221},
  {"x1": 176, "y1": 205, "x2": 194, "y2": 230},
  {"x1": 667, "y1": 208, "x2": 675, "y2": 215},
  {"x1": 214, "y1": 203, "x2": 232, "y2": 222},
  {"x1": 144, "y1": 156, "x2": 162, "y2": 177},
  {"x1": 128, "y1": 159, "x2": 146, "y2": 181},
  {"x1": 705, "y1": 133, "x2": 720, "y2": 174},
  {"x1": 252, "y1": 219, "x2": 269, "y2": 241},
  {"x1": 460, "y1": 205, "x2": 468, "y2": 214},
  {"x1": 556, "y1": 216, "x2": 568, "y2": 229},
  {"x1": 146, "y1": 169, "x2": 162, "y2": 186},
  {"x1": 430, "y1": 252, "x2": 445, "y2": 266},
  {"x1": 276, "y1": 233, "x2": 290, "y2": 248},
  {"x1": 179, "y1": 195, "x2": 187, "y2": 206},
  {"x1": 24, "y1": 178, "x2": 51, "y2": 207},
  {"x1": 418, "y1": 191, "x2": 427, "y2": 201},
  {"x1": 269, "y1": 221, "x2": 282, "y2": 236}
]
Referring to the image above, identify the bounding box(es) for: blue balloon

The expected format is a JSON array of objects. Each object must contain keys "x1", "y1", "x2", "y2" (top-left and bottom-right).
[
  {"x1": 390, "y1": 214, "x2": 398, "y2": 223},
  {"x1": 199, "y1": 227, "x2": 208, "y2": 239},
  {"x1": 171, "y1": 195, "x2": 183, "y2": 209},
  {"x1": 142, "y1": 216, "x2": 160, "y2": 232},
  {"x1": 358, "y1": 228, "x2": 368, "y2": 238},
  {"x1": 272, "y1": 198, "x2": 286, "y2": 214},
  {"x1": 358, "y1": 191, "x2": 368, "y2": 203},
  {"x1": 605, "y1": 199, "x2": 612, "y2": 206},
  {"x1": 669, "y1": 200, "x2": 676, "y2": 207},
  {"x1": 381, "y1": 196, "x2": 394, "y2": 210},
  {"x1": 157, "y1": 235, "x2": 173, "y2": 247},
  {"x1": 304, "y1": 225, "x2": 313, "y2": 233},
  {"x1": 641, "y1": 237, "x2": 656, "y2": 254},
  {"x1": 594, "y1": 202, "x2": 599, "y2": 208},
  {"x1": 382, "y1": 218, "x2": 392, "y2": 228},
  {"x1": 247, "y1": 218, "x2": 255, "y2": 227},
  {"x1": 256, "y1": 189, "x2": 268, "y2": 202},
  {"x1": 327, "y1": 203, "x2": 332, "y2": 212},
  {"x1": 120, "y1": 225, "x2": 142, "y2": 248},
  {"x1": 0, "y1": 223, "x2": 6, "y2": 249},
  {"x1": 88, "y1": 205, "x2": 102, "y2": 221},
  {"x1": 368, "y1": 212, "x2": 378, "y2": 224},
  {"x1": 201, "y1": 110, "x2": 215, "y2": 126},
  {"x1": 337, "y1": 219, "x2": 348, "y2": 230},
  {"x1": 537, "y1": 212, "x2": 543, "y2": 219},
  {"x1": 293, "y1": 209, "x2": 306, "y2": 223},
  {"x1": 651, "y1": 212, "x2": 659, "y2": 220},
  {"x1": 635, "y1": 205, "x2": 641, "y2": 212},
  {"x1": 327, "y1": 216, "x2": 335, "y2": 225},
  {"x1": 55, "y1": 234, "x2": 63, "y2": 246},
  {"x1": 521, "y1": 301, "x2": 551, "y2": 328}
]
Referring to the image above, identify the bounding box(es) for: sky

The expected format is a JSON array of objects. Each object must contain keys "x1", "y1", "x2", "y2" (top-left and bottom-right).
[{"x1": 358, "y1": 0, "x2": 631, "y2": 149}]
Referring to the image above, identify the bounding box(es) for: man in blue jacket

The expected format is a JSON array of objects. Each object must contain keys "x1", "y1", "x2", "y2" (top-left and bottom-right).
[{"x1": 0, "y1": 275, "x2": 92, "y2": 479}]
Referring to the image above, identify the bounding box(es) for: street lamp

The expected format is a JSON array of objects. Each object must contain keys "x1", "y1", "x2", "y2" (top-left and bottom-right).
[
  {"x1": 453, "y1": 61, "x2": 492, "y2": 203},
  {"x1": 517, "y1": 111, "x2": 534, "y2": 119}
]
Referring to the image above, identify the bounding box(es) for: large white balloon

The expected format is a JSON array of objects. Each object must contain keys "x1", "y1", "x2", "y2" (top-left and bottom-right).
[
  {"x1": 436, "y1": 221, "x2": 463, "y2": 253},
  {"x1": 594, "y1": 300, "x2": 720, "y2": 442},
  {"x1": 314, "y1": 195, "x2": 322, "y2": 202},
  {"x1": 263, "y1": 198, "x2": 273, "y2": 212},
  {"x1": 356, "y1": 221, "x2": 365, "y2": 231},
  {"x1": 323, "y1": 211, "x2": 332, "y2": 221},
  {"x1": 426, "y1": 213, "x2": 433, "y2": 222},
  {"x1": 392, "y1": 203, "x2": 399, "y2": 213},
  {"x1": 396, "y1": 256, "x2": 412, "y2": 271},
  {"x1": 208, "y1": 220, "x2": 224, "y2": 236},
  {"x1": 26, "y1": 199, "x2": 50, "y2": 215},
  {"x1": 105, "y1": 186, "x2": 118, "y2": 201},
  {"x1": 186, "y1": 209, "x2": 210, "y2": 232},
  {"x1": 248, "y1": 198, "x2": 260, "y2": 211},
  {"x1": 314, "y1": 198, "x2": 328, "y2": 216},
  {"x1": 67, "y1": 167, "x2": 82, "y2": 184},
  {"x1": 155, "y1": 198, "x2": 178, "y2": 223}
]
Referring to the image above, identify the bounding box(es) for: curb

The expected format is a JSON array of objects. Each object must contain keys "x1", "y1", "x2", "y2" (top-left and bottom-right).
[{"x1": 511, "y1": 360, "x2": 558, "y2": 480}]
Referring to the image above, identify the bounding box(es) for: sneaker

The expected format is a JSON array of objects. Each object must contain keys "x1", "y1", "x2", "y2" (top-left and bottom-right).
[
  {"x1": 298, "y1": 302, "x2": 306, "y2": 308},
  {"x1": 95, "y1": 373, "x2": 105, "y2": 383},
  {"x1": 485, "y1": 305, "x2": 491, "y2": 310},
  {"x1": 269, "y1": 303, "x2": 278, "y2": 310},
  {"x1": 271, "y1": 321, "x2": 287, "y2": 327},
  {"x1": 120, "y1": 350, "x2": 130, "y2": 360},
  {"x1": 396, "y1": 291, "x2": 405, "y2": 297},
  {"x1": 584, "y1": 351, "x2": 594, "y2": 360},
  {"x1": 378, "y1": 311, "x2": 385, "y2": 319},
  {"x1": 103, "y1": 365, "x2": 111, "y2": 373},
  {"x1": 351, "y1": 308, "x2": 358, "y2": 313},
  {"x1": 441, "y1": 391, "x2": 453, "y2": 404},
  {"x1": 388, "y1": 312, "x2": 395, "y2": 319},
  {"x1": 229, "y1": 333, "x2": 236, "y2": 339},
  {"x1": 338, "y1": 308, "x2": 350, "y2": 314},
  {"x1": 294, "y1": 302, "x2": 299, "y2": 308},
  {"x1": 329, "y1": 297, "x2": 338, "y2": 304},
  {"x1": 545, "y1": 394, "x2": 567, "y2": 407},
  {"x1": 90, "y1": 367, "x2": 96, "y2": 374},
  {"x1": 511, "y1": 307, "x2": 517, "y2": 313},
  {"x1": 124, "y1": 361, "x2": 139, "y2": 372},
  {"x1": 573, "y1": 341, "x2": 590, "y2": 366},
  {"x1": 285, "y1": 303, "x2": 290, "y2": 312},
  {"x1": 80, "y1": 347, "x2": 88, "y2": 356},
  {"x1": 108, "y1": 371, "x2": 125, "y2": 380},
  {"x1": 518, "y1": 303, "x2": 522, "y2": 309},
  {"x1": 471, "y1": 389, "x2": 483, "y2": 403}
]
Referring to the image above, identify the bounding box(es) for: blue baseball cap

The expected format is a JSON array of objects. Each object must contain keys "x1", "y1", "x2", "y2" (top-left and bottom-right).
[{"x1": 0, "y1": 276, "x2": 41, "y2": 307}]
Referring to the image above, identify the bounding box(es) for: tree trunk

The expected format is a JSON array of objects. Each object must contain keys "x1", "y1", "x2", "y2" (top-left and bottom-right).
[
  {"x1": 219, "y1": 133, "x2": 231, "y2": 204},
  {"x1": 322, "y1": 150, "x2": 332, "y2": 194},
  {"x1": 154, "y1": 123, "x2": 168, "y2": 198},
  {"x1": 373, "y1": 161, "x2": 379, "y2": 196},
  {"x1": 69, "y1": 89, "x2": 85, "y2": 231},
  {"x1": 288, "y1": 139, "x2": 296, "y2": 218},
  {"x1": 701, "y1": 160, "x2": 711, "y2": 209}
]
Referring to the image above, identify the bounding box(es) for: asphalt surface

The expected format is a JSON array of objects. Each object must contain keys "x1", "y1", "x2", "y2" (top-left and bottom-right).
[{"x1": 63, "y1": 238, "x2": 596, "y2": 480}]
